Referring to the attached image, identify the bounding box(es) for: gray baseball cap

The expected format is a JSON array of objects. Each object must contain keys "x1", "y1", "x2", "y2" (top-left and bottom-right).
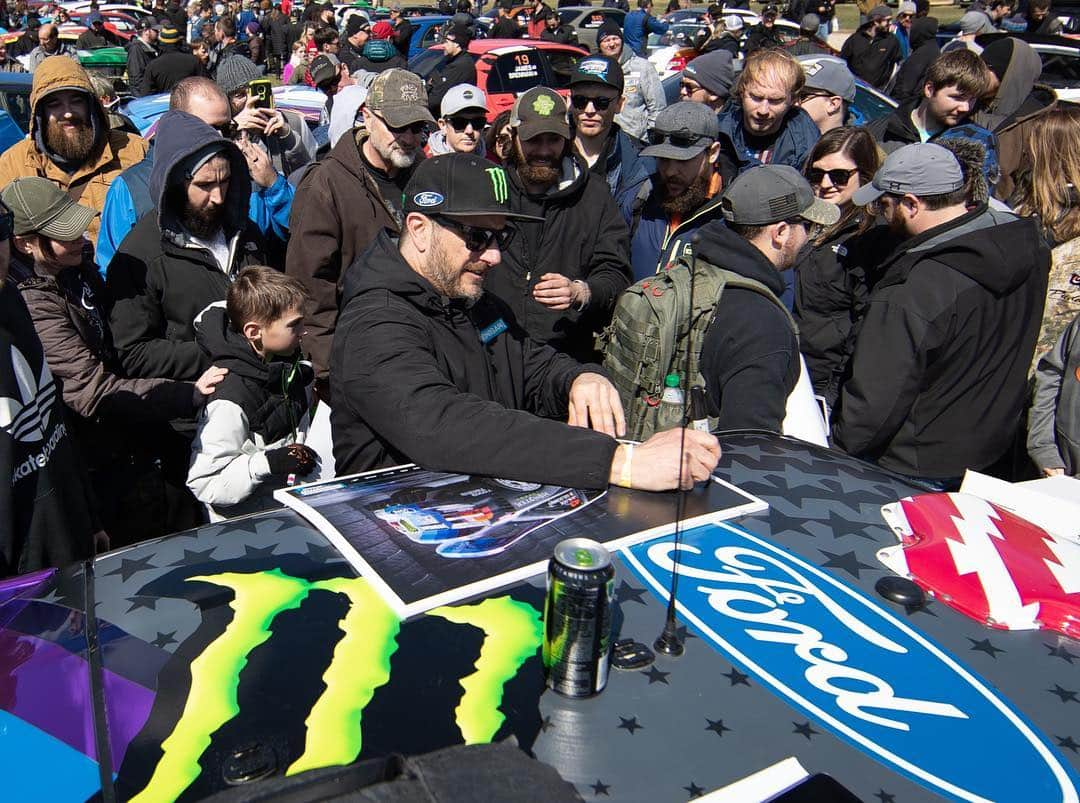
[
  {"x1": 802, "y1": 57, "x2": 856, "y2": 103},
  {"x1": 721, "y1": 165, "x2": 841, "y2": 226},
  {"x1": 366, "y1": 68, "x2": 436, "y2": 128},
  {"x1": 852, "y1": 142, "x2": 964, "y2": 206},
  {"x1": 640, "y1": 102, "x2": 719, "y2": 160}
]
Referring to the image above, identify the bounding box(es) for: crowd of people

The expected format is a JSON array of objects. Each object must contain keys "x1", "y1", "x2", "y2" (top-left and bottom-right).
[{"x1": 0, "y1": 0, "x2": 1077, "y2": 580}]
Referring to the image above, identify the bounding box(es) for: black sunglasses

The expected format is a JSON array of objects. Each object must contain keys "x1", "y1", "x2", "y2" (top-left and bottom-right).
[
  {"x1": 807, "y1": 167, "x2": 857, "y2": 186},
  {"x1": 373, "y1": 111, "x2": 429, "y2": 135},
  {"x1": 0, "y1": 202, "x2": 11, "y2": 242},
  {"x1": 570, "y1": 94, "x2": 615, "y2": 111},
  {"x1": 213, "y1": 120, "x2": 239, "y2": 139},
  {"x1": 433, "y1": 215, "x2": 515, "y2": 252},
  {"x1": 448, "y1": 115, "x2": 486, "y2": 132},
  {"x1": 648, "y1": 129, "x2": 708, "y2": 148}
]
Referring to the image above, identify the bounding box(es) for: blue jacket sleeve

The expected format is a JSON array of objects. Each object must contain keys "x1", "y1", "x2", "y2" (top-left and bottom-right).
[
  {"x1": 247, "y1": 174, "x2": 294, "y2": 241},
  {"x1": 96, "y1": 177, "x2": 137, "y2": 277}
]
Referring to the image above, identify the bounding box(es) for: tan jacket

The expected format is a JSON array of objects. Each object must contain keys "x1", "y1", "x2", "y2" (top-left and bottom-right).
[{"x1": 0, "y1": 56, "x2": 147, "y2": 247}]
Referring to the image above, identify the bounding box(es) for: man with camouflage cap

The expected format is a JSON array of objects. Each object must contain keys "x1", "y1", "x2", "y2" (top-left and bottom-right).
[
  {"x1": 286, "y1": 68, "x2": 435, "y2": 394},
  {"x1": 488, "y1": 86, "x2": 632, "y2": 363}
]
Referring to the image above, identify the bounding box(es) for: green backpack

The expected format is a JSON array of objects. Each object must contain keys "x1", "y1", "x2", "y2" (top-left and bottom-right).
[{"x1": 601, "y1": 250, "x2": 798, "y2": 442}]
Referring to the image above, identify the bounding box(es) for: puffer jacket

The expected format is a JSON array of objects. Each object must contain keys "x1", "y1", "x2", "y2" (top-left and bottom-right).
[
  {"x1": 0, "y1": 56, "x2": 148, "y2": 247},
  {"x1": 187, "y1": 303, "x2": 313, "y2": 521},
  {"x1": 107, "y1": 111, "x2": 268, "y2": 382},
  {"x1": 1028, "y1": 314, "x2": 1080, "y2": 475}
]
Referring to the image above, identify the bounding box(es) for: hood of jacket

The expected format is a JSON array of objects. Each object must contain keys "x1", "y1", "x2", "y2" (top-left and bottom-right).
[
  {"x1": 341, "y1": 228, "x2": 463, "y2": 317},
  {"x1": 328, "y1": 83, "x2": 367, "y2": 148},
  {"x1": 975, "y1": 38, "x2": 1044, "y2": 130},
  {"x1": 879, "y1": 204, "x2": 1048, "y2": 295},
  {"x1": 691, "y1": 221, "x2": 787, "y2": 297},
  {"x1": 194, "y1": 302, "x2": 308, "y2": 388},
  {"x1": 149, "y1": 109, "x2": 251, "y2": 236},
  {"x1": 30, "y1": 55, "x2": 108, "y2": 165},
  {"x1": 909, "y1": 17, "x2": 938, "y2": 49}
]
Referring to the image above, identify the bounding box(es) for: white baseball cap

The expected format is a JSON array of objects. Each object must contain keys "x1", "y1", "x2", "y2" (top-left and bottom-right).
[{"x1": 440, "y1": 83, "x2": 488, "y2": 118}]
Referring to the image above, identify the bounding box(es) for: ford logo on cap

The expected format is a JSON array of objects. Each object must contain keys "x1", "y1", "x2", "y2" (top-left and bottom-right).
[
  {"x1": 413, "y1": 192, "x2": 444, "y2": 207},
  {"x1": 625, "y1": 522, "x2": 1080, "y2": 802}
]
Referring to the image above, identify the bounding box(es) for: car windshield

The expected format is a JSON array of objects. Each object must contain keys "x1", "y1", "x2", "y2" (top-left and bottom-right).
[
  {"x1": 3, "y1": 89, "x2": 31, "y2": 133},
  {"x1": 1038, "y1": 51, "x2": 1080, "y2": 86},
  {"x1": 408, "y1": 49, "x2": 445, "y2": 78},
  {"x1": 488, "y1": 50, "x2": 547, "y2": 93}
]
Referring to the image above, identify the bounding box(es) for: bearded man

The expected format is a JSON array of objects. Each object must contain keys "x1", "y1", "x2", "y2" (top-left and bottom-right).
[
  {"x1": 286, "y1": 69, "x2": 434, "y2": 395},
  {"x1": 107, "y1": 110, "x2": 268, "y2": 382},
  {"x1": 624, "y1": 102, "x2": 737, "y2": 281},
  {"x1": 485, "y1": 87, "x2": 631, "y2": 363},
  {"x1": 0, "y1": 56, "x2": 147, "y2": 247}
]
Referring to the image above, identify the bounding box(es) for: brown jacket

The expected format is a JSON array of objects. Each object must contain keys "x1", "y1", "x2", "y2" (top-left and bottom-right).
[
  {"x1": 285, "y1": 131, "x2": 407, "y2": 386},
  {"x1": 15, "y1": 260, "x2": 195, "y2": 423},
  {"x1": 0, "y1": 56, "x2": 148, "y2": 247}
]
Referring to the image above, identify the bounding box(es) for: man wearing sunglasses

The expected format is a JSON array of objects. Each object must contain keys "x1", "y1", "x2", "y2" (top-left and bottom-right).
[
  {"x1": 0, "y1": 199, "x2": 107, "y2": 576},
  {"x1": 796, "y1": 57, "x2": 856, "y2": 134},
  {"x1": 330, "y1": 154, "x2": 720, "y2": 493},
  {"x1": 491, "y1": 86, "x2": 632, "y2": 363},
  {"x1": 287, "y1": 69, "x2": 435, "y2": 396},
  {"x1": 428, "y1": 84, "x2": 489, "y2": 157},
  {"x1": 680, "y1": 49, "x2": 734, "y2": 111},
  {"x1": 568, "y1": 56, "x2": 651, "y2": 204},
  {"x1": 625, "y1": 101, "x2": 736, "y2": 281}
]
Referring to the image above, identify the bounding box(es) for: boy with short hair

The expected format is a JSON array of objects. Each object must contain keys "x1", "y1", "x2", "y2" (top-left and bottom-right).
[{"x1": 188, "y1": 267, "x2": 317, "y2": 521}]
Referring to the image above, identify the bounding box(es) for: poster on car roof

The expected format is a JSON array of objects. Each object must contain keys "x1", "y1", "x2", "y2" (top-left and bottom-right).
[{"x1": 276, "y1": 465, "x2": 766, "y2": 617}]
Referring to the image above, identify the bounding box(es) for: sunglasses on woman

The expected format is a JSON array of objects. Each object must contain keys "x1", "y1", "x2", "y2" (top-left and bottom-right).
[
  {"x1": 570, "y1": 94, "x2": 615, "y2": 111},
  {"x1": 433, "y1": 215, "x2": 515, "y2": 252},
  {"x1": 448, "y1": 115, "x2": 487, "y2": 132},
  {"x1": 807, "y1": 167, "x2": 857, "y2": 186}
]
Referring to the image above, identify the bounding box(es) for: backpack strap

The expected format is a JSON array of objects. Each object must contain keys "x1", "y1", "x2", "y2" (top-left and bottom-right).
[{"x1": 711, "y1": 271, "x2": 799, "y2": 338}]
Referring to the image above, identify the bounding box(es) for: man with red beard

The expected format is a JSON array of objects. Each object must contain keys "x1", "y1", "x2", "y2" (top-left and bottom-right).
[
  {"x1": 624, "y1": 102, "x2": 736, "y2": 281},
  {"x1": 0, "y1": 56, "x2": 147, "y2": 248},
  {"x1": 486, "y1": 86, "x2": 631, "y2": 363}
]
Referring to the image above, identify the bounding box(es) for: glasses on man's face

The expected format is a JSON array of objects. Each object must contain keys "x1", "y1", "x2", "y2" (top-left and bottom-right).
[
  {"x1": 570, "y1": 94, "x2": 615, "y2": 111},
  {"x1": 797, "y1": 89, "x2": 831, "y2": 103},
  {"x1": 647, "y1": 129, "x2": 708, "y2": 148},
  {"x1": 213, "y1": 120, "x2": 239, "y2": 138},
  {"x1": 448, "y1": 115, "x2": 486, "y2": 132},
  {"x1": 807, "y1": 167, "x2": 857, "y2": 186},
  {"x1": 373, "y1": 111, "x2": 428, "y2": 136},
  {"x1": 785, "y1": 217, "x2": 823, "y2": 239},
  {"x1": 433, "y1": 215, "x2": 515, "y2": 252},
  {"x1": 680, "y1": 80, "x2": 703, "y2": 95}
]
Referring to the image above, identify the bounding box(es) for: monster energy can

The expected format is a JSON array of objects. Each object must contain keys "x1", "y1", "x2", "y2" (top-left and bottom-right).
[{"x1": 543, "y1": 538, "x2": 615, "y2": 697}]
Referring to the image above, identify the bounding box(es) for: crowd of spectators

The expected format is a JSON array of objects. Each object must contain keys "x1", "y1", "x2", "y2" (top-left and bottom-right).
[{"x1": 0, "y1": 0, "x2": 1077, "y2": 578}]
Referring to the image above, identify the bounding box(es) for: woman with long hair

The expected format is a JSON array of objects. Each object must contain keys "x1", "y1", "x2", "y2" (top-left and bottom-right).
[
  {"x1": 793, "y1": 126, "x2": 883, "y2": 407},
  {"x1": 1012, "y1": 104, "x2": 1080, "y2": 369}
]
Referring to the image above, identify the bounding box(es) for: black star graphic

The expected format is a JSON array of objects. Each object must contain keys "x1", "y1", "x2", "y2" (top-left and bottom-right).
[
  {"x1": 1049, "y1": 685, "x2": 1079, "y2": 704},
  {"x1": 590, "y1": 780, "x2": 611, "y2": 796},
  {"x1": 904, "y1": 602, "x2": 937, "y2": 617},
  {"x1": 539, "y1": 715, "x2": 554, "y2": 732},
  {"x1": 792, "y1": 721, "x2": 819, "y2": 740},
  {"x1": 641, "y1": 666, "x2": 670, "y2": 685},
  {"x1": 684, "y1": 781, "x2": 706, "y2": 798},
  {"x1": 1056, "y1": 735, "x2": 1080, "y2": 754},
  {"x1": 705, "y1": 718, "x2": 730, "y2": 736},
  {"x1": 1046, "y1": 643, "x2": 1078, "y2": 664},
  {"x1": 151, "y1": 631, "x2": 178, "y2": 648},
  {"x1": 764, "y1": 509, "x2": 810, "y2": 538},
  {"x1": 875, "y1": 790, "x2": 896, "y2": 803},
  {"x1": 674, "y1": 624, "x2": 698, "y2": 641},
  {"x1": 819, "y1": 549, "x2": 877, "y2": 580},
  {"x1": 168, "y1": 547, "x2": 219, "y2": 567},
  {"x1": 824, "y1": 509, "x2": 877, "y2": 542},
  {"x1": 617, "y1": 716, "x2": 643, "y2": 734},
  {"x1": 969, "y1": 638, "x2": 1006, "y2": 658},
  {"x1": 615, "y1": 580, "x2": 648, "y2": 606},
  {"x1": 304, "y1": 541, "x2": 341, "y2": 563},
  {"x1": 723, "y1": 667, "x2": 751, "y2": 687},
  {"x1": 105, "y1": 555, "x2": 157, "y2": 583},
  {"x1": 243, "y1": 543, "x2": 279, "y2": 559},
  {"x1": 124, "y1": 595, "x2": 159, "y2": 613}
]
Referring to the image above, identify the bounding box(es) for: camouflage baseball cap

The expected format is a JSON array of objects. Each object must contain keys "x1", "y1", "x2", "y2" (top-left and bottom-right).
[
  {"x1": 365, "y1": 68, "x2": 436, "y2": 129},
  {"x1": 510, "y1": 86, "x2": 569, "y2": 141}
]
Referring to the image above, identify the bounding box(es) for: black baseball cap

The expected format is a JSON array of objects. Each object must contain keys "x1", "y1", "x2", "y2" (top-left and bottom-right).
[
  {"x1": 569, "y1": 55, "x2": 624, "y2": 92},
  {"x1": 722, "y1": 165, "x2": 840, "y2": 226},
  {"x1": 403, "y1": 154, "x2": 542, "y2": 220}
]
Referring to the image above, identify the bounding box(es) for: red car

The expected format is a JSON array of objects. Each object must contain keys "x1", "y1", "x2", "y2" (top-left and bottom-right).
[{"x1": 409, "y1": 39, "x2": 588, "y2": 121}]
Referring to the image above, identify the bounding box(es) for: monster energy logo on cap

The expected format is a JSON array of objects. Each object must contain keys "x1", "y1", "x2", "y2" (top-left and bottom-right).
[{"x1": 486, "y1": 168, "x2": 508, "y2": 204}]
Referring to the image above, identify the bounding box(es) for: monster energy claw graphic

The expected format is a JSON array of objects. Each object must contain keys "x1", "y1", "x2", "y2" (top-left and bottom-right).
[{"x1": 486, "y1": 168, "x2": 508, "y2": 205}]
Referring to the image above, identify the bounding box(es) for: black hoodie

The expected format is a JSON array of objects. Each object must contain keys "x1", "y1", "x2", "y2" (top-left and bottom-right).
[
  {"x1": 694, "y1": 222, "x2": 801, "y2": 433},
  {"x1": 107, "y1": 111, "x2": 268, "y2": 382},
  {"x1": 329, "y1": 231, "x2": 619, "y2": 488},
  {"x1": 833, "y1": 205, "x2": 1051, "y2": 479}
]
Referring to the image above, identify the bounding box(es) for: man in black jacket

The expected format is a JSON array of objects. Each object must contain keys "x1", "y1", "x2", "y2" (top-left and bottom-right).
[
  {"x1": 427, "y1": 22, "x2": 477, "y2": 116},
  {"x1": 693, "y1": 165, "x2": 839, "y2": 432},
  {"x1": 488, "y1": 86, "x2": 632, "y2": 363},
  {"x1": 834, "y1": 143, "x2": 1050, "y2": 486},
  {"x1": 839, "y1": 5, "x2": 901, "y2": 90},
  {"x1": 330, "y1": 153, "x2": 720, "y2": 490},
  {"x1": 490, "y1": 0, "x2": 524, "y2": 37},
  {"x1": 127, "y1": 18, "x2": 160, "y2": 97},
  {"x1": 388, "y1": 3, "x2": 414, "y2": 57},
  {"x1": 107, "y1": 110, "x2": 267, "y2": 383},
  {"x1": 143, "y1": 25, "x2": 202, "y2": 95},
  {"x1": 338, "y1": 14, "x2": 370, "y2": 72}
]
